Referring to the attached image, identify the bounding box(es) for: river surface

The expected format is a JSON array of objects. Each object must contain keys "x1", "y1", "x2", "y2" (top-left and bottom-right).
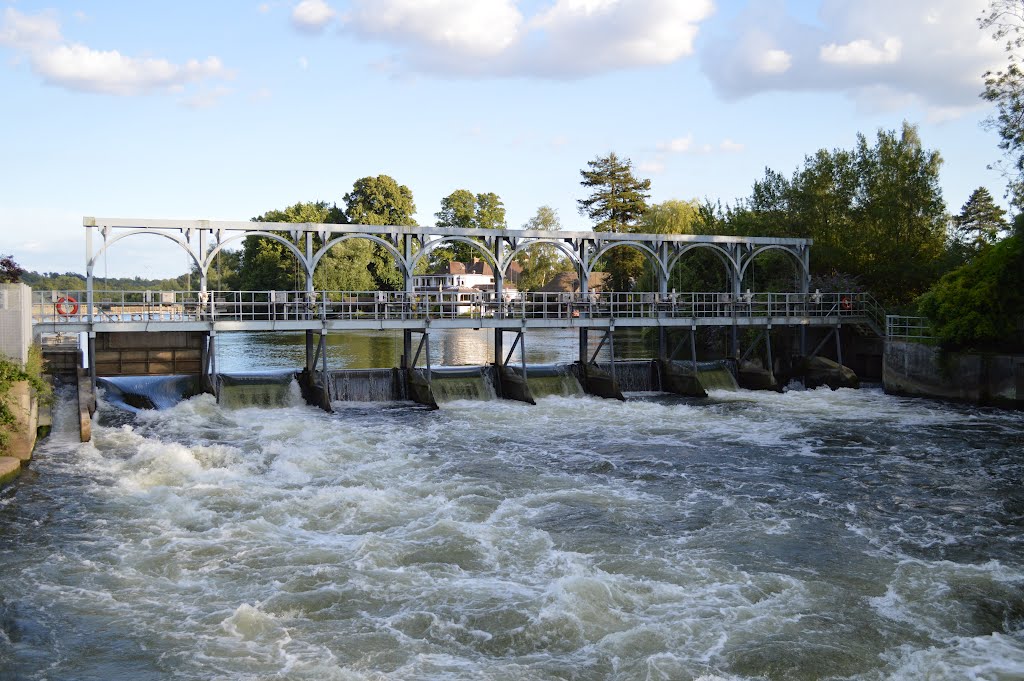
[{"x1": 2, "y1": 331, "x2": 1024, "y2": 680}]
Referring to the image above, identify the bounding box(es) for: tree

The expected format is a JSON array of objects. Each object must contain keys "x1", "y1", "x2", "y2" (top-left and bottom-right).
[
  {"x1": 241, "y1": 201, "x2": 345, "y2": 291},
  {"x1": 1, "y1": 255, "x2": 25, "y2": 283},
  {"x1": 981, "y1": 1, "x2": 1024, "y2": 208},
  {"x1": 638, "y1": 199, "x2": 702, "y2": 234},
  {"x1": 578, "y1": 153, "x2": 651, "y2": 290},
  {"x1": 515, "y1": 206, "x2": 573, "y2": 291},
  {"x1": 716, "y1": 123, "x2": 948, "y2": 304},
  {"x1": 344, "y1": 175, "x2": 416, "y2": 226},
  {"x1": 917, "y1": 233, "x2": 1023, "y2": 349},
  {"x1": 577, "y1": 152, "x2": 651, "y2": 232},
  {"x1": 952, "y1": 187, "x2": 1008, "y2": 256},
  {"x1": 344, "y1": 175, "x2": 417, "y2": 289},
  {"x1": 431, "y1": 189, "x2": 507, "y2": 268}
]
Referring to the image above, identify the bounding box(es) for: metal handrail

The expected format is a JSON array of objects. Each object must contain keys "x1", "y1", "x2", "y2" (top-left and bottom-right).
[
  {"x1": 31, "y1": 289, "x2": 883, "y2": 325},
  {"x1": 886, "y1": 315, "x2": 937, "y2": 341}
]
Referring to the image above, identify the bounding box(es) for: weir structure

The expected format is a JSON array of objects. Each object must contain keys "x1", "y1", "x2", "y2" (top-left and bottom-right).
[{"x1": 33, "y1": 217, "x2": 884, "y2": 414}]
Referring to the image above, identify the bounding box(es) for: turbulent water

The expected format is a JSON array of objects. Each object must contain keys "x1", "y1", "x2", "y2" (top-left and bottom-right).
[{"x1": 2, "y1": 333, "x2": 1024, "y2": 680}]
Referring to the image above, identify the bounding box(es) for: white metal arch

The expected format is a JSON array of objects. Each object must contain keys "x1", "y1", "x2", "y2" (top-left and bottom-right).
[
  {"x1": 89, "y1": 230, "x2": 202, "y2": 272},
  {"x1": 312, "y1": 234, "x2": 408, "y2": 277},
  {"x1": 666, "y1": 243, "x2": 738, "y2": 289},
  {"x1": 500, "y1": 238, "x2": 585, "y2": 275},
  {"x1": 203, "y1": 231, "x2": 311, "y2": 282},
  {"x1": 587, "y1": 240, "x2": 669, "y2": 283},
  {"x1": 411, "y1": 236, "x2": 502, "y2": 278},
  {"x1": 738, "y1": 244, "x2": 808, "y2": 283}
]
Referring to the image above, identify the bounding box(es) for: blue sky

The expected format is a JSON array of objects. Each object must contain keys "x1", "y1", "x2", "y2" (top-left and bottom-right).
[{"x1": 0, "y1": 0, "x2": 1009, "y2": 278}]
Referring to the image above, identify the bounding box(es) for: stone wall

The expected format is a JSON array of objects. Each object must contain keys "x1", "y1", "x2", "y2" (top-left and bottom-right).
[{"x1": 884, "y1": 341, "x2": 1024, "y2": 409}]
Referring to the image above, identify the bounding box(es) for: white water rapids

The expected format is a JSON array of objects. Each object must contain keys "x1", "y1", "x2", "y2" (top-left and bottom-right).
[{"x1": 2, "y1": 379, "x2": 1023, "y2": 679}]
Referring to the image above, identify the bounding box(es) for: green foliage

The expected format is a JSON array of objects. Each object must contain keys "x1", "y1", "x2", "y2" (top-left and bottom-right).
[
  {"x1": 708, "y1": 123, "x2": 948, "y2": 304},
  {"x1": 245, "y1": 201, "x2": 346, "y2": 291},
  {"x1": 23, "y1": 271, "x2": 188, "y2": 292},
  {"x1": 951, "y1": 187, "x2": 1008, "y2": 257},
  {"x1": 578, "y1": 153, "x2": 652, "y2": 290},
  {"x1": 638, "y1": 199, "x2": 702, "y2": 234},
  {"x1": 343, "y1": 177, "x2": 416, "y2": 290},
  {"x1": 344, "y1": 175, "x2": 416, "y2": 226},
  {"x1": 515, "y1": 206, "x2": 573, "y2": 291},
  {"x1": 433, "y1": 189, "x2": 508, "y2": 267},
  {"x1": 981, "y1": 1, "x2": 1024, "y2": 208},
  {"x1": 1, "y1": 255, "x2": 26, "y2": 283},
  {"x1": 577, "y1": 152, "x2": 651, "y2": 232},
  {"x1": 0, "y1": 346, "x2": 51, "y2": 450},
  {"x1": 917, "y1": 234, "x2": 1024, "y2": 350}
]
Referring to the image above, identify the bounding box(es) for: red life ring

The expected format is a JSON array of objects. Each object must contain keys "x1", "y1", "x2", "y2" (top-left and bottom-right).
[
  {"x1": 56, "y1": 295, "x2": 79, "y2": 316},
  {"x1": 840, "y1": 296, "x2": 852, "y2": 311}
]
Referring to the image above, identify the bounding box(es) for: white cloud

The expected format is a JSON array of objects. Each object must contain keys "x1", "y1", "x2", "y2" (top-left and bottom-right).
[
  {"x1": 701, "y1": 0, "x2": 1003, "y2": 116},
  {"x1": 757, "y1": 48, "x2": 791, "y2": 74},
  {"x1": 338, "y1": 0, "x2": 715, "y2": 78},
  {"x1": 657, "y1": 135, "x2": 694, "y2": 153},
  {"x1": 291, "y1": 0, "x2": 336, "y2": 33},
  {"x1": 299, "y1": 55, "x2": 309, "y2": 69},
  {"x1": 0, "y1": 8, "x2": 61, "y2": 50},
  {"x1": 0, "y1": 8, "x2": 231, "y2": 100},
  {"x1": 720, "y1": 138, "x2": 745, "y2": 153},
  {"x1": 820, "y1": 37, "x2": 901, "y2": 66}
]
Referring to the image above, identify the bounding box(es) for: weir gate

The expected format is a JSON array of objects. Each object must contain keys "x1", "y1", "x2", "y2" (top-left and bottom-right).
[{"x1": 33, "y1": 217, "x2": 885, "y2": 426}]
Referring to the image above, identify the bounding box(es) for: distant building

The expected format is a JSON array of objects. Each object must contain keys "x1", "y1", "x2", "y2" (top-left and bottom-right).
[
  {"x1": 537, "y1": 271, "x2": 611, "y2": 293},
  {"x1": 414, "y1": 260, "x2": 522, "y2": 300},
  {"x1": 413, "y1": 259, "x2": 522, "y2": 314}
]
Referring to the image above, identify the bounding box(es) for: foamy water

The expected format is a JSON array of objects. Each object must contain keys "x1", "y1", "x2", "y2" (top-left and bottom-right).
[{"x1": 2, "y1": 383, "x2": 1023, "y2": 680}]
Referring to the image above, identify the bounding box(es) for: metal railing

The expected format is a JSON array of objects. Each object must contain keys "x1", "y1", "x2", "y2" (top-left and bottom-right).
[
  {"x1": 886, "y1": 315, "x2": 937, "y2": 342},
  {"x1": 32, "y1": 289, "x2": 882, "y2": 325}
]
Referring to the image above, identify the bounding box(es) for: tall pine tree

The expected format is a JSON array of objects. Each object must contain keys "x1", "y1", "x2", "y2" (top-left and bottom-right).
[{"x1": 577, "y1": 153, "x2": 651, "y2": 232}]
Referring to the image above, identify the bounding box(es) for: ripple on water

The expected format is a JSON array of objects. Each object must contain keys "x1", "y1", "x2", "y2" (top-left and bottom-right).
[{"x1": 1, "y1": 381, "x2": 1023, "y2": 680}]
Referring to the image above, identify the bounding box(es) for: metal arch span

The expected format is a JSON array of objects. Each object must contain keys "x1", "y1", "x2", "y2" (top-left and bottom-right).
[{"x1": 82, "y1": 216, "x2": 814, "y2": 296}]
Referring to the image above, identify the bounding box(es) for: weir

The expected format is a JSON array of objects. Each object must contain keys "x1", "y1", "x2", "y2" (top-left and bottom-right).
[{"x1": 31, "y1": 216, "x2": 884, "y2": 430}]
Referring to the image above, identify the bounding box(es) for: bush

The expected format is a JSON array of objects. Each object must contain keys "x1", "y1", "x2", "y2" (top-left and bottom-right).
[
  {"x1": 0, "y1": 345, "x2": 53, "y2": 449},
  {"x1": 917, "y1": 235, "x2": 1024, "y2": 350}
]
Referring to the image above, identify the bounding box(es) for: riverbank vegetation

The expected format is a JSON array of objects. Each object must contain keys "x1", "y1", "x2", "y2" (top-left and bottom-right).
[{"x1": 0, "y1": 345, "x2": 51, "y2": 451}]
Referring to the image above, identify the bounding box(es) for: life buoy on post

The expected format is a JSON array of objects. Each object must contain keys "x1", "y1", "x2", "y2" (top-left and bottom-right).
[
  {"x1": 840, "y1": 296, "x2": 852, "y2": 311},
  {"x1": 56, "y1": 295, "x2": 79, "y2": 316}
]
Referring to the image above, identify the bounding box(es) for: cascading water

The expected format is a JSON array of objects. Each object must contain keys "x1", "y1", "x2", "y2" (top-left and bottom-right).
[
  {"x1": 526, "y1": 364, "x2": 585, "y2": 398},
  {"x1": 4, "y1": 331, "x2": 1023, "y2": 680},
  {"x1": 428, "y1": 366, "x2": 499, "y2": 403},
  {"x1": 97, "y1": 375, "x2": 199, "y2": 411},
  {"x1": 329, "y1": 368, "x2": 403, "y2": 402},
  {"x1": 695, "y1": 359, "x2": 740, "y2": 391},
  {"x1": 216, "y1": 372, "x2": 304, "y2": 409}
]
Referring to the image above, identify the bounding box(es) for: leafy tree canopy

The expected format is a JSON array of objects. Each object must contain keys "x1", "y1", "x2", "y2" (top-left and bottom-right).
[
  {"x1": 981, "y1": 0, "x2": 1024, "y2": 209},
  {"x1": 344, "y1": 175, "x2": 416, "y2": 227},
  {"x1": 432, "y1": 189, "x2": 508, "y2": 268},
  {"x1": 515, "y1": 206, "x2": 573, "y2": 291},
  {"x1": 1, "y1": 254, "x2": 26, "y2": 284},
  {"x1": 577, "y1": 152, "x2": 651, "y2": 233},
  {"x1": 952, "y1": 187, "x2": 1008, "y2": 256}
]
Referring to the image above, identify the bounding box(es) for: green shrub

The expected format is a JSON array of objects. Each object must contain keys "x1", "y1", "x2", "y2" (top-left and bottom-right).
[
  {"x1": 0, "y1": 345, "x2": 53, "y2": 449},
  {"x1": 917, "y1": 235, "x2": 1024, "y2": 350}
]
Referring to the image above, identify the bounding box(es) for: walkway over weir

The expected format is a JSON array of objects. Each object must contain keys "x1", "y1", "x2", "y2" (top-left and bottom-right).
[{"x1": 35, "y1": 216, "x2": 884, "y2": 415}]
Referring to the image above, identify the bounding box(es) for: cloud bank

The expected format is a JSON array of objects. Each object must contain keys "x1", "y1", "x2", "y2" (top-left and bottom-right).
[
  {"x1": 300, "y1": 0, "x2": 715, "y2": 78},
  {"x1": 701, "y1": 0, "x2": 1003, "y2": 114},
  {"x1": 0, "y1": 8, "x2": 231, "y2": 98}
]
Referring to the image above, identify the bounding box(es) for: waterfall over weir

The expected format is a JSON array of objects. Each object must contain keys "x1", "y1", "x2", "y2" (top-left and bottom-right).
[
  {"x1": 96, "y1": 375, "x2": 200, "y2": 411},
  {"x1": 428, "y1": 366, "x2": 499, "y2": 404},
  {"x1": 217, "y1": 372, "x2": 304, "y2": 409},
  {"x1": 328, "y1": 369, "x2": 405, "y2": 402},
  {"x1": 525, "y1": 364, "x2": 584, "y2": 398},
  {"x1": 694, "y1": 360, "x2": 740, "y2": 391}
]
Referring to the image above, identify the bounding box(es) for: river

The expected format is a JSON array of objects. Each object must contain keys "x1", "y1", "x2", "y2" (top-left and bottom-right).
[{"x1": 1, "y1": 330, "x2": 1023, "y2": 680}]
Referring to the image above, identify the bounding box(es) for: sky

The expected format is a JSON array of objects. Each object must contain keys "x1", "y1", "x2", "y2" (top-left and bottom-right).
[{"x1": 0, "y1": 0, "x2": 1011, "y2": 278}]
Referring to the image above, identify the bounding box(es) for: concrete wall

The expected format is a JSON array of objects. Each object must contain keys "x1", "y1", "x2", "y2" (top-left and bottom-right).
[
  {"x1": 0, "y1": 283, "x2": 32, "y2": 365},
  {"x1": 884, "y1": 341, "x2": 1024, "y2": 408}
]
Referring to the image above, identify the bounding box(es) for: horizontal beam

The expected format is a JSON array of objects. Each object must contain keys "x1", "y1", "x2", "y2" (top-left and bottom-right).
[
  {"x1": 34, "y1": 315, "x2": 860, "y2": 336},
  {"x1": 83, "y1": 216, "x2": 812, "y2": 247}
]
